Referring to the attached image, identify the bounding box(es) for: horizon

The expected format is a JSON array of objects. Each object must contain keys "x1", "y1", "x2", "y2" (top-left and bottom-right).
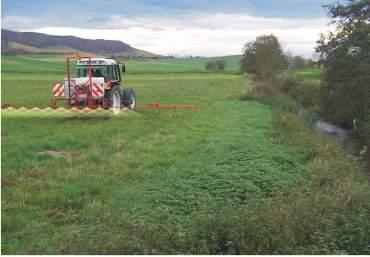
[{"x1": 2, "y1": 0, "x2": 339, "y2": 58}]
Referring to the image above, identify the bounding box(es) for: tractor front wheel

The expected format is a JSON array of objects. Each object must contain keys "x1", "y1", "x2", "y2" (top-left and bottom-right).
[{"x1": 122, "y1": 88, "x2": 136, "y2": 110}]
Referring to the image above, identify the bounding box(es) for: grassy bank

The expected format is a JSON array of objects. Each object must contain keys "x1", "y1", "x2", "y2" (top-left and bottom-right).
[{"x1": 1, "y1": 55, "x2": 369, "y2": 254}]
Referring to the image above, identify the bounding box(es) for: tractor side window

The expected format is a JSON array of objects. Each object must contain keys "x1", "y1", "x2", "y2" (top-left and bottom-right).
[
  {"x1": 106, "y1": 66, "x2": 114, "y2": 81},
  {"x1": 114, "y1": 65, "x2": 119, "y2": 80}
]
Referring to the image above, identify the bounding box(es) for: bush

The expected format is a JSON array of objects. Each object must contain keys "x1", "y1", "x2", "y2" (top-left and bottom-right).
[
  {"x1": 274, "y1": 73, "x2": 321, "y2": 110},
  {"x1": 250, "y1": 79, "x2": 280, "y2": 99},
  {"x1": 215, "y1": 60, "x2": 226, "y2": 70},
  {"x1": 205, "y1": 61, "x2": 216, "y2": 70},
  {"x1": 295, "y1": 80, "x2": 320, "y2": 109},
  {"x1": 205, "y1": 60, "x2": 226, "y2": 71},
  {"x1": 240, "y1": 34, "x2": 287, "y2": 80},
  {"x1": 357, "y1": 115, "x2": 370, "y2": 147}
]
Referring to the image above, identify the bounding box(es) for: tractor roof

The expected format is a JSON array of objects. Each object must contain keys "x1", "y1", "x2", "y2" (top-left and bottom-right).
[{"x1": 77, "y1": 58, "x2": 117, "y2": 66}]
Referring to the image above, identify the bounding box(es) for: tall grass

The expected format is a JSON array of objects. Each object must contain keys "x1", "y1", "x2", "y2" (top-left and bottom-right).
[{"x1": 228, "y1": 75, "x2": 370, "y2": 254}]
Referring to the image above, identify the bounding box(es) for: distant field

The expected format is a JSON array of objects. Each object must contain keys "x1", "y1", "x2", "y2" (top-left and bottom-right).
[
  {"x1": 1, "y1": 54, "x2": 242, "y2": 75},
  {"x1": 1, "y1": 54, "x2": 368, "y2": 254},
  {"x1": 290, "y1": 68, "x2": 323, "y2": 80},
  {"x1": 121, "y1": 55, "x2": 243, "y2": 74}
]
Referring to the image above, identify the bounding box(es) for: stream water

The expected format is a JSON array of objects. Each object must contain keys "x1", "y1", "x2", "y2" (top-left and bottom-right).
[
  {"x1": 299, "y1": 108, "x2": 369, "y2": 180},
  {"x1": 314, "y1": 120, "x2": 354, "y2": 153}
]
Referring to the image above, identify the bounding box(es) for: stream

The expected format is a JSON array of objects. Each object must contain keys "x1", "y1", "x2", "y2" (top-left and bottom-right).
[{"x1": 299, "y1": 108, "x2": 369, "y2": 180}]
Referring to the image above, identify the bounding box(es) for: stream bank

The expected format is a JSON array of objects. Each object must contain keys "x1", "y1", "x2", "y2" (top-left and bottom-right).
[{"x1": 299, "y1": 107, "x2": 369, "y2": 181}]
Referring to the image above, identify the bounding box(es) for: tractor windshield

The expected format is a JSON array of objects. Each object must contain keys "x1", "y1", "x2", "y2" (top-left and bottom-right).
[{"x1": 77, "y1": 65, "x2": 109, "y2": 79}]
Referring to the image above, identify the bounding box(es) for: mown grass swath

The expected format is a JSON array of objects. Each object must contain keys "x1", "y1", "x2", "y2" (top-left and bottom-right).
[{"x1": 1, "y1": 54, "x2": 369, "y2": 254}]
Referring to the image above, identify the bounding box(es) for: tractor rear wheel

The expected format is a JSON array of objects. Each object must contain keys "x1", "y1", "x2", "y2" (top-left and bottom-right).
[
  {"x1": 122, "y1": 88, "x2": 136, "y2": 110},
  {"x1": 105, "y1": 86, "x2": 121, "y2": 113}
]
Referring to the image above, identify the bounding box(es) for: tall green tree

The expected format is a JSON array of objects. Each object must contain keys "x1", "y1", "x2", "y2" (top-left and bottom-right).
[
  {"x1": 316, "y1": 0, "x2": 370, "y2": 127},
  {"x1": 240, "y1": 34, "x2": 287, "y2": 80}
]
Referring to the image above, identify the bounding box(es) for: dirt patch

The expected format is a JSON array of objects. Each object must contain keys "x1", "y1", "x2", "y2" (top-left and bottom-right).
[
  {"x1": 2, "y1": 178, "x2": 16, "y2": 187},
  {"x1": 37, "y1": 150, "x2": 69, "y2": 158}
]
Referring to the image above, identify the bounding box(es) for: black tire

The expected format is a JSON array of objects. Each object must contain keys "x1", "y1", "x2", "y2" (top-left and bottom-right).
[
  {"x1": 122, "y1": 88, "x2": 136, "y2": 110},
  {"x1": 104, "y1": 86, "x2": 121, "y2": 109}
]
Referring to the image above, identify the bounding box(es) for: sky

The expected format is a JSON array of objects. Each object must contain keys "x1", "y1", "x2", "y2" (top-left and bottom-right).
[{"x1": 1, "y1": 0, "x2": 339, "y2": 57}]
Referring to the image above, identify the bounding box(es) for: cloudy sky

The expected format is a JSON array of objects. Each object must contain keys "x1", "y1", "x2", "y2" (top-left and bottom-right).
[{"x1": 2, "y1": 0, "x2": 338, "y2": 57}]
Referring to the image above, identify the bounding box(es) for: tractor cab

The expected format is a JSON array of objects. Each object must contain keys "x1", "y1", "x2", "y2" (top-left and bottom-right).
[{"x1": 76, "y1": 58, "x2": 123, "y2": 82}]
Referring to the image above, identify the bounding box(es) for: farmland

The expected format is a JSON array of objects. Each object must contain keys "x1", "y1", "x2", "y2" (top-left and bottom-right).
[{"x1": 1, "y1": 55, "x2": 369, "y2": 254}]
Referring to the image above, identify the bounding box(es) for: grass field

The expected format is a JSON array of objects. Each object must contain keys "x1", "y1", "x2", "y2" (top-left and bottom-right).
[
  {"x1": 290, "y1": 68, "x2": 323, "y2": 80},
  {"x1": 2, "y1": 54, "x2": 242, "y2": 75},
  {"x1": 1, "y1": 55, "x2": 369, "y2": 254}
]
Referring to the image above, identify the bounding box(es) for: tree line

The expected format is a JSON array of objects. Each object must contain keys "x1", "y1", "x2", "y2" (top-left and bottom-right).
[{"x1": 239, "y1": 0, "x2": 369, "y2": 145}]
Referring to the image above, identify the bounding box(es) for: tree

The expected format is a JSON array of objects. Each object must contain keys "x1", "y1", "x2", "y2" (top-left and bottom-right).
[
  {"x1": 205, "y1": 61, "x2": 216, "y2": 70},
  {"x1": 240, "y1": 34, "x2": 287, "y2": 79},
  {"x1": 205, "y1": 61, "x2": 212, "y2": 70},
  {"x1": 291, "y1": 56, "x2": 307, "y2": 69},
  {"x1": 316, "y1": 0, "x2": 370, "y2": 127},
  {"x1": 205, "y1": 60, "x2": 227, "y2": 71},
  {"x1": 306, "y1": 59, "x2": 316, "y2": 69},
  {"x1": 215, "y1": 60, "x2": 226, "y2": 70}
]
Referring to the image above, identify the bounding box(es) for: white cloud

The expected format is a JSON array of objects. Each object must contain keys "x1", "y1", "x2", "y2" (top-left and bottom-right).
[
  {"x1": 4, "y1": 12, "x2": 331, "y2": 57},
  {"x1": 2, "y1": 16, "x2": 44, "y2": 30}
]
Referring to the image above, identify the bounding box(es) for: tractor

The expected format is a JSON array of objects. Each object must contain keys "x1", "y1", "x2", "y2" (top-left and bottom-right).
[{"x1": 52, "y1": 55, "x2": 136, "y2": 111}]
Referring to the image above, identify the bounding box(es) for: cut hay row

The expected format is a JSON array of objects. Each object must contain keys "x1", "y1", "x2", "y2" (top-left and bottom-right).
[{"x1": 1, "y1": 107, "x2": 139, "y2": 118}]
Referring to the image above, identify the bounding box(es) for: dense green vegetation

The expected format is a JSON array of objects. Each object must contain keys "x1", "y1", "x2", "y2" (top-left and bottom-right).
[
  {"x1": 276, "y1": 72, "x2": 321, "y2": 112},
  {"x1": 2, "y1": 55, "x2": 369, "y2": 254},
  {"x1": 239, "y1": 1, "x2": 369, "y2": 150},
  {"x1": 316, "y1": 0, "x2": 370, "y2": 137}
]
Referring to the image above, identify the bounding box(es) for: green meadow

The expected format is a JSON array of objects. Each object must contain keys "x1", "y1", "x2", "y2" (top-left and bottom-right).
[
  {"x1": 1, "y1": 55, "x2": 369, "y2": 254},
  {"x1": 290, "y1": 68, "x2": 323, "y2": 80}
]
